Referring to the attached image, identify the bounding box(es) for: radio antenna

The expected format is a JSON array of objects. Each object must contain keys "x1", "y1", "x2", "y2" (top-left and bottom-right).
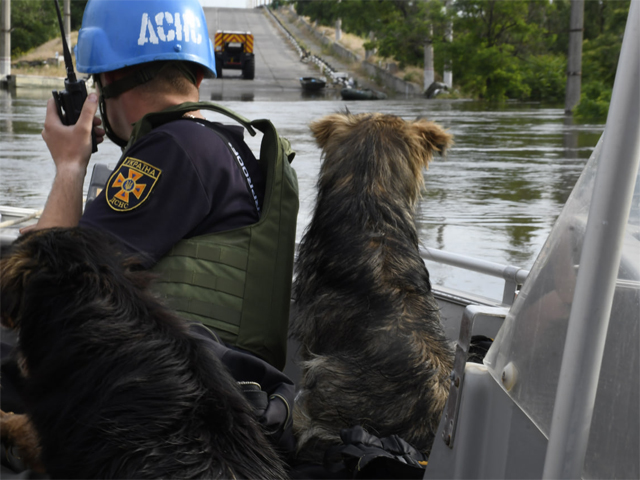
[{"x1": 53, "y1": 0, "x2": 76, "y2": 82}]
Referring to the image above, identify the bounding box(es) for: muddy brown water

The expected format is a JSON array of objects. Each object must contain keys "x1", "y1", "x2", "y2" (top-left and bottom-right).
[{"x1": 0, "y1": 87, "x2": 604, "y2": 300}]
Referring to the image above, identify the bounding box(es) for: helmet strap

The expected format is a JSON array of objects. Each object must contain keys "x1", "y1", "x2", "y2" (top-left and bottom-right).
[
  {"x1": 171, "y1": 62, "x2": 198, "y2": 86},
  {"x1": 100, "y1": 63, "x2": 165, "y2": 100},
  {"x1": 94, "y1": 75, "x2": 129, "y2": 148},
  {"x1": 94, "y1": 62, "x2": 199, "y2": 148},
  {"x1": 100, "y1": 62, "x2": 197, "y2": 100}
]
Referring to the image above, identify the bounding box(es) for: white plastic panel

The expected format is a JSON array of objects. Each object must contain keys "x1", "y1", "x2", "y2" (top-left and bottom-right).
[
  {"x1": 484, "y1": 137, "x2": 640, "y2": 478},
  {"x1": 484, "y1": 139, "x2": 601, "y2": 434}
]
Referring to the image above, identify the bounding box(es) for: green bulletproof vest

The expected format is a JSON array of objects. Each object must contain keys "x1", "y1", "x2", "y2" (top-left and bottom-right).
[{"x1": 129, "y1": 102, "x2": 299, "y2": 370}]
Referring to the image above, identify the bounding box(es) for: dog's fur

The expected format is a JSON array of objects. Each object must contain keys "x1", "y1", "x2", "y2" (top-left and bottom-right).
[
  {"x1": 290, "y1": 112, "x2": 455, "y2": 463},
  {"x1": 0, "y1": 410, "x2": 44, "y2": 472},
  {"x1": 0, "y1": 227, "x2": 287, "y2": 479}
]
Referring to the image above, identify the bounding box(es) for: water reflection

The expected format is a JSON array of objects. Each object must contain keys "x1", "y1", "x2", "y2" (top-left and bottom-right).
[
  {"x1": 210, "y1": 92, "x2": 255, "y2": 102},
  {"x1": 0, "y1": 88, "x2": 605, "y2": 300},
  {"x1": 1, "y1": 89, "x2": 11, "y2": 135},
  {"x1": 553, "y1": 115, "x2": 602, "y2": 206}
]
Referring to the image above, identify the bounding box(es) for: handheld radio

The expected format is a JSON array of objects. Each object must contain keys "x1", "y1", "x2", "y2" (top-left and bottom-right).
[{"x1": 51, "y1": 0, "x2": 97, "y2": 153}]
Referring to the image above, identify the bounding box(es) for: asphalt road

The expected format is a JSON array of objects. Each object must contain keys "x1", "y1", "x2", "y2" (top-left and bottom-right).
[{"x1": 200, "y1": 7, "x2": 319, "y2": 101}]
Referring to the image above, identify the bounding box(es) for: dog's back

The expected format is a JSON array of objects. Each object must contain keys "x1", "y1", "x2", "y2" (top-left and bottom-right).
[
  {"x1": 291, "y1": 113, "x2": 455, "y2": 462},
  {"x1": 0, "y1": 228, "x2": 286, "y2": 479}
]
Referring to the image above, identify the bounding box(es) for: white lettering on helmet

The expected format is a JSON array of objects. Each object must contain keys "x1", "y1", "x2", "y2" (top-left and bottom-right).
[
  {"x1": 174, "y1": 12, "x2": 183, "y2": 41},
  {"x1": 138, "y1": 13, "x2": 159, "y2": 45},
  {"x1": 182, "y1": 11, "x2": 203, "y2": 45},
  {"x1": 155, "y1": 12, "x2": 166, "y2": 41},
  {"x1": 163, "y1": 12, "x2": 175, "y2": 42},
  {"x1": 183, "y1": 12, "x2": 190, "y2": 43},
  {"x1": 195, "y1": 17, "x2": 202, "y2": 44},
  {"x1": 138, "y1": 12, "x2": 203, "y2": 46}
]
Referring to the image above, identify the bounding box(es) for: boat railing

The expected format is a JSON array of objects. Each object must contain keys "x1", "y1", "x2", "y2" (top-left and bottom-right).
[
  {"x1": 293, "y1": 240, "x2": 529, "y2": 307},
  {"x1": 3, "y1": 208, "x2": 530, "y2": 307},
  {"x1": 419, "y1": 246, "x2": 529, "y2": 306}
]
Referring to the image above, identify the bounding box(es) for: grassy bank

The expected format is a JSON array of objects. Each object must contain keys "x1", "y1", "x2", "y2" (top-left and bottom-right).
[
  {"x1": 300, "y1": 16, "x2": 428, "y2": 88},
  {"x1": 11, "y1": 32, "x2": 79, "y2": 77}
]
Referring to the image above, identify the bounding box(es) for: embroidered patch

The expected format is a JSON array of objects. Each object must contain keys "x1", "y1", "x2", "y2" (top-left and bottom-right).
[{"x1": 106, "y1": 157, "x2": 162, "y2": 212}]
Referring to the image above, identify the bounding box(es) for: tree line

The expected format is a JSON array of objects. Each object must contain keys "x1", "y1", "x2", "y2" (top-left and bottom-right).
[
  {"x1": 10, "y1": 0, "x2": 630, "y2": 118},
  {"x1": 292, "y1": 0, "x2": 630, "y2": 118},
  {"x1": 10, "y1": 0, "x2": 87, "y2": 57}
]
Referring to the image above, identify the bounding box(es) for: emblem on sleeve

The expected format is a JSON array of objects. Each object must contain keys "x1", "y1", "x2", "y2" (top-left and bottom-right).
[{"x1": 106, "y1": 157, "x2": 162, "y2": 212}]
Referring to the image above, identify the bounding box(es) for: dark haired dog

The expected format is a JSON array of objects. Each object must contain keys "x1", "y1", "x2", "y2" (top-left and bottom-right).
[
  {"x1": 0, "y1": 227, "x2": 287, "y2": 479},
  {"x1": 290, "y1": 112, "x2": 455, "y2": 463}
]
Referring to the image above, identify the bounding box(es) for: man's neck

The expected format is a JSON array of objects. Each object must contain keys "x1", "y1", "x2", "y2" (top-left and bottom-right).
[{"x1": 122, "y1": 92, "x2": 200, "y2": 138}]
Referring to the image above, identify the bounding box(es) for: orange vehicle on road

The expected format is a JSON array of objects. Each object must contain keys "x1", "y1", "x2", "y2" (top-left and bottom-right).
[{"x1": 214, "y1": 31, "x2": 255, "y2": 79}]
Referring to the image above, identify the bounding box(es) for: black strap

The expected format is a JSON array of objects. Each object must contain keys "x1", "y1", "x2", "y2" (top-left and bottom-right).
[
  {"x1": 324, "y1": 426, "x2": 429, "y2": 479},
  {"x1": 100, "y1": 64, "x2": 164, "y2": 100},
  {"x1": 188, "y1": 118, "x2": 261, "y2": 216},
  {"x1": 100, "y1": 62, "x2": 197, "y2": 100}
]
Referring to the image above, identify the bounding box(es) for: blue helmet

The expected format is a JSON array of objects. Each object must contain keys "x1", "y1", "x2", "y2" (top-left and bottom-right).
[{"x1": 76, "y1": 0, "x2": 216, "y2": 78}]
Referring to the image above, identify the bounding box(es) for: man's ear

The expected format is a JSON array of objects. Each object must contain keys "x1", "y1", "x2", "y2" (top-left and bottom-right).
[
  {"x1": 102, "y1": 71, "x2": 116, "y2": 86},
  {"x1": 196, "y1": 68, "x2": 205, "y2": 88}
]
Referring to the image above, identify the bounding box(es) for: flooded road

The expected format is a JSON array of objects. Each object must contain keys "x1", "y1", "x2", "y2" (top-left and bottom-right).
[{"x1": 0, "y1": 87, "x2": 604, "y2": 300}]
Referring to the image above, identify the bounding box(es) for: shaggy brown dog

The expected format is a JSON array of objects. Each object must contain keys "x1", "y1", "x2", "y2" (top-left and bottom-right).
[
  {"x1": 290, "y1": 112, "x2": 455, "y2": 464},
  {"x1": 0, "y1": 227, "x2": 287, "y2": 479}
]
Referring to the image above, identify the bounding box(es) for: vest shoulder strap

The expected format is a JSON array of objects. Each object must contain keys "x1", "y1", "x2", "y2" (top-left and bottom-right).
[{"x1": 195, "y1": 120, "x2": 261, "y2": 215}]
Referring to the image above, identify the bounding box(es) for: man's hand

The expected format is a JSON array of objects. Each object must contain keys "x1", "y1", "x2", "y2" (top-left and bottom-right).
[
  {"x1": 42, "y1": 92, "x2": 104, "y2": 170},
  {"x1": 21, "y1": 94, "x2": 105, "y2": 233}
]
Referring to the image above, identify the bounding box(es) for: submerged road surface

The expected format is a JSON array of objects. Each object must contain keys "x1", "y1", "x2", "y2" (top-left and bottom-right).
[{"x1": 202, "y1": 7, "x2": 319, "y2": 101}]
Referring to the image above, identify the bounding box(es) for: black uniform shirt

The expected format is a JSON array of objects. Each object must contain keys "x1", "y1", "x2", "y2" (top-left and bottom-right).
[{"x1": 80, "y1": 118, "x2": 265, "y2": 265}]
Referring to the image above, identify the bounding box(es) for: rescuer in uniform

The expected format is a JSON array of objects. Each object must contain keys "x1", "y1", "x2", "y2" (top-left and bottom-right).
[{"x1": 27, "y1": 0, "x2": 299, "y2": 376}]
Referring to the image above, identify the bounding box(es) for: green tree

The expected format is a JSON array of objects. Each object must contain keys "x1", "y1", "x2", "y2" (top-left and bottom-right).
[
  {"x1": 11, "y1": 0, "x2": 58, "y2": 56},
  {"x1": 295, "y1": 0, "x2": 448, "y2": 69},
  {"x1": 574, "y1": 0, "x2": 630, "y2": 120},
  {"x1": 71, "y1": 1, "x2": 89, "y2": 30},
  {"x1": 371, "y1": 0, "x2": 447, "y2": 69},
  {"x1": 448, "y1": 0, "x2": 570, "y2": 101},
  {"x1": 10, "y1": 0, "x2": 88, "y2": 57},
  {"x1": 292, "y1": 0, "x2": 629, "y2": 105},
  {"x1": 453, "y1": 0, "x2": 536, "y2": 50},
  {"x1": 524, "y1": 0, "x2": 570, "y2": 55},
  {"x1": 295, "y1": 0, "x2": 338, "y2": 25},
  {"x1": 581, "y1": 0, "x2": 629, "y2": 87},
  {"x1": 337, "y1": 0, "x2": 397, "y2": 39},
  {"x1": 521, "y1": 54, "x2": 565, "y2": 103}
]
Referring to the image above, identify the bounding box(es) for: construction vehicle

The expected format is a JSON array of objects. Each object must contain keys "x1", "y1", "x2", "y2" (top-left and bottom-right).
[{"x1": 214, "y1": 31, "x2": 255, "y2": 80}]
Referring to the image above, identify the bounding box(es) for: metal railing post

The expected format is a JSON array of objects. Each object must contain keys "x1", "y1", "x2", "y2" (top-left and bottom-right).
[{"x1": 420, "y1": 246, "x2": 529, "y2": 305}]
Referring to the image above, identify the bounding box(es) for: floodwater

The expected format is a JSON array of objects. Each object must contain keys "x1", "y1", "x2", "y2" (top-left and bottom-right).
[{"x1": 0, "y1": 86, "x2": 604, "y2": 301}]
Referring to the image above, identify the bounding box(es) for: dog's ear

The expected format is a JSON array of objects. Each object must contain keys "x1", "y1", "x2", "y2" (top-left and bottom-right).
[
  {"x1": 411, "y1": 119, "x2": 454, "y2": 158},
  {"x1": 309, "y1": 113, "x2": 351, "y2": 150}
]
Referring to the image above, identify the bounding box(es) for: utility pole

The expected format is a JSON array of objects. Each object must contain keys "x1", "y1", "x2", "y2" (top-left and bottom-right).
[
  {"x1": 335, "y1": 0, "x2": 342, "y2": 42},
  {"x1": 64, "y1": 0, "x2": 71, "y2": 50},
  {"x1": 1, "y1": 0, "x2": 10, "y2": 78},
  {"x1": 443, "y1": 0, "x2": 453, "y2": 88},
  {"x1": 424, "y1": 24, "x2": 434, "y2": 91},
  {"x1": 365, "y1": 31, "x2": 376, "y2": 60},
  {"x1": 565, "y1": 0, "x2": 584, "y2": 113}
]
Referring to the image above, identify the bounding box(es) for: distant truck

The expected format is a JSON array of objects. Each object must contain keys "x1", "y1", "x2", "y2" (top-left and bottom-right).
[{"x1": 214, "y1": 31, "x2": 255, "y2": 80}]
